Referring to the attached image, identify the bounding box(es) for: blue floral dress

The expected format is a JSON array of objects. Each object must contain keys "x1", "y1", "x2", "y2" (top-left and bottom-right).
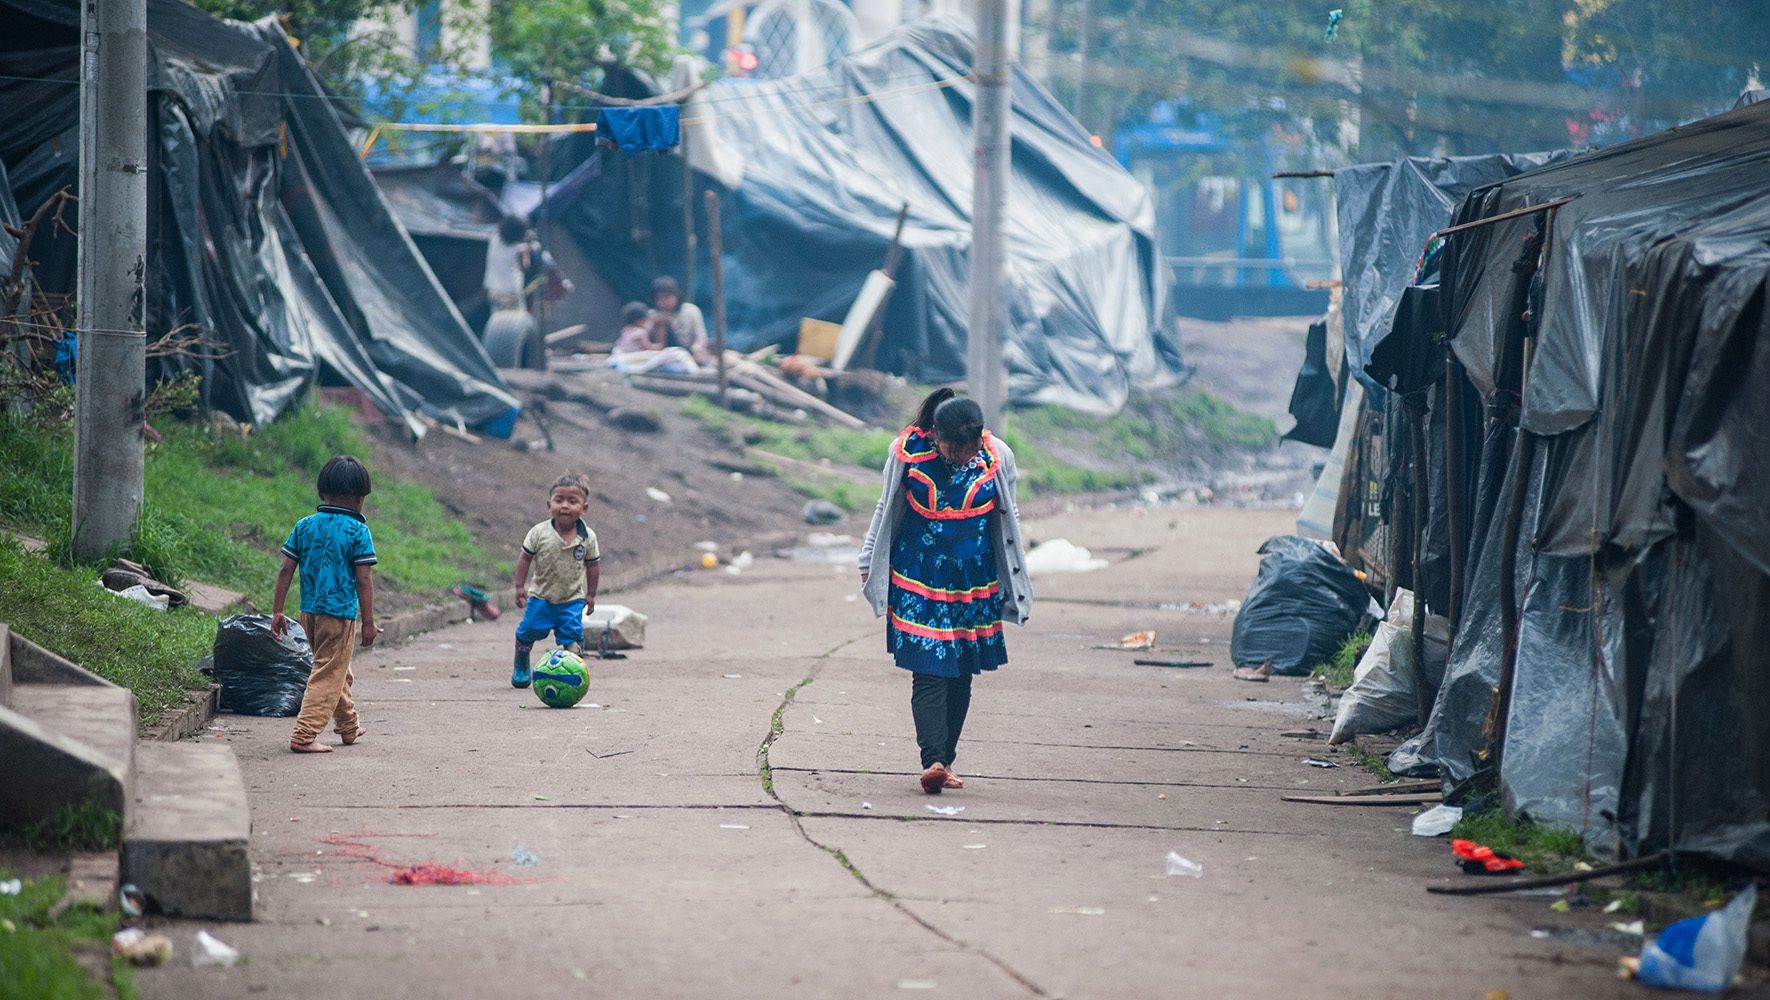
[{"x1": 886, "y1": 427, "x2": 1009, "y2": 677}]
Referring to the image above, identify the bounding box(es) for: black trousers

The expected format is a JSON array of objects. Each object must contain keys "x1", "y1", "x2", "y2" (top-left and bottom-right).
[{"x1": 910, "y1": 672, "x2": 973, "y2": 770}]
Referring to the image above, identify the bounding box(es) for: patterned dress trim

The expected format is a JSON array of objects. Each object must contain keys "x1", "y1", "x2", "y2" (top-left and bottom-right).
[
  {"x1": 889, "y1": 570, "x2": 1001, "y2": 602},
  {"x1": 888, "y1": 612, "x2": 1004, "y2": 642},
  {"x1": 894, "y1": 427, "x2": 1001, "y2": 521}
]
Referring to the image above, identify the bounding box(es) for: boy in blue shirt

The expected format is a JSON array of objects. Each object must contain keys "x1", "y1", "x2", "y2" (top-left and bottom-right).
[
  {"x1": 510, "y1": 473, "x2": 600, "y2": 687},
  {"x1": 272, "y1": 456, "x2": 381, "y2": 753}
]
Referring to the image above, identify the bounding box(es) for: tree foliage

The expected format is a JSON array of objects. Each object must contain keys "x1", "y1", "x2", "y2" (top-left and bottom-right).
[
  {"x1": 488, "y1": 0, "x2": 678, "y2": 121},
  {"x1": 1032, "y1": 0, "x2": 1768, "y2": 166},
  {"x1": 186, "y1": 0, "x2": 680, "y2": 123}
]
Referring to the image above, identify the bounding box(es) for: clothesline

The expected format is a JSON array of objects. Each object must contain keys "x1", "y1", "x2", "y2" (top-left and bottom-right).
[{"x1": 362, "y1": 72, "x2": 969, "y2": 153}]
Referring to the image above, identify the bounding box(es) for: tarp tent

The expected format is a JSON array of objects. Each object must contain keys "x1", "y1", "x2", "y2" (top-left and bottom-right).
[
  {"x1": 551, "y1": 17, "x2": 1187, "y2": 414},
  {"x1": 1356, "y1": 100, "x2": 1770, "y2": 869},
  {"x1": 1334, "y1": 153, "x2": 1569, "y2": 398},
  {"x1": 0, "y1": 0, "x2": 518, "y2": 436}
]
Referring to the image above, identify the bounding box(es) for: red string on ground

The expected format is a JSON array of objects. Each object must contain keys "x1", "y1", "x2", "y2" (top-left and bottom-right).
[{"x1": 319, "y1": 833, "x2": 543, "y2": 886}]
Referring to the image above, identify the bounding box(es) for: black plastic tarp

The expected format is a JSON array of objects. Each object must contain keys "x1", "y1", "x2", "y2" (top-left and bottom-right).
[
  {"x1": 552, "y1": 18, "x2": 1186, "y2": 414},
  {"x1": 1334, "y1": 153, "x2": 1569, "y2": 397},
  {"x1": 1382, "y1": 98, "x2": 1770, "y2": 870},
  {"x1": 0, "y1": 0, "x2": 518, "y2": 436}
]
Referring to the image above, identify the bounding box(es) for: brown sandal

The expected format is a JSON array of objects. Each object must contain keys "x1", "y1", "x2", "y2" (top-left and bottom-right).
[
  {"x1": 942, "y1": 770, "x2": 964, "y2": 790},
  {"x1": 919, "y1": 763, "x2": 948, "y2": 794}
]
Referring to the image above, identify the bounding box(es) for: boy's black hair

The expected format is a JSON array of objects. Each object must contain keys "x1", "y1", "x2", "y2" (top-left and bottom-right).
[
  {"x1": 551, "y1": 472, "x2": 591, "y2": 499},
  {"x1": 317, "y1": 455, "x2": 372, "y2": 498},
  {"x1": 621, "y1": 301, "x2": 650, "y2": 326},
  {"x1": 498, "y1": 214, "x2": 528, "y2": 243},
  {"x1": 652, "y1": 275, "x2": 680, "y2": 298}
]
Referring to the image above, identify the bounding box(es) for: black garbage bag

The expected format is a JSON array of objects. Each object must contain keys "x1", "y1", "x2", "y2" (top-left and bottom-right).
[
  {"x1": 210, "y1": 614, "x2": 314, "y2": 716},
  {"x1": 1231, "y1": 535, "x2": 1370, "y2": 676}
]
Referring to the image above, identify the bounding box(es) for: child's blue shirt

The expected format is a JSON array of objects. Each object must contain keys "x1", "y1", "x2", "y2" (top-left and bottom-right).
[{"x1": 281, "y1": 505, "x2": 377, "y2": 619}]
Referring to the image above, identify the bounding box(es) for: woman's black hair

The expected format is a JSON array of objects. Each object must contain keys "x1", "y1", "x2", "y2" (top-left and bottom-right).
[
  {"x1": 317, "y1": 455, "x2": 372, "y2": 499},
  {"x1": 620, "y1": 301, "x2": 650, "y2": 326},
  {"x1": 498, "y1": 215, "x2": 527, "y2": 243},
  {"x1": 913, "y1": 387, "x2": 955, "y2": 432},
  {"x1": 912, "y1": 388, "x2": 984, "y2": 444}
]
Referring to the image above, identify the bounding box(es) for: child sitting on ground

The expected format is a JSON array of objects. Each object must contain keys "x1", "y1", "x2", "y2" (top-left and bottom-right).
[
  {"x1": 272, "y1": 455, "x2": 381, "y2": 753},
  {"x1": 510, "y1": 472, "x2": 601, "y2": 687}
]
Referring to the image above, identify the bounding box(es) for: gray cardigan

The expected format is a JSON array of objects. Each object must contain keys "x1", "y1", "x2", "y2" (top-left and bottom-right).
[{"x1": 858, "y1": 433, "x2": 1031, "y2": 626}]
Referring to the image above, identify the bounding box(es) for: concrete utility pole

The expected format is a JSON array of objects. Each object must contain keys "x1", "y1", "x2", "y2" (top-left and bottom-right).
[
  {"x1": 71, "y1": 0, "x2": 149, "y2": 562},
  {"x1": 966, "y1": 0, "x2": 1016, "y2": 430}
]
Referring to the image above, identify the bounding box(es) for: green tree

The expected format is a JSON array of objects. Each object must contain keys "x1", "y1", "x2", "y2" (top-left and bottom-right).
[
  {"x1": 1032, "y1": 0, "x2": 1768, "y2": 167},
  {"x1": 187, "y1": 0, "x2": 680, "y2": 125},
  {"x1": 488, "y1": 0, "x2": 679, "y2": 122}
]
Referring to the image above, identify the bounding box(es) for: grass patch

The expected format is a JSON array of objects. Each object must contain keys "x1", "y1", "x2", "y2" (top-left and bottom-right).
[
  {"x1": 789, "y1": 479, "x2": 871, "y2": 514},
  {"x1": 1343, "y1": 738, "x2": 1397, "y2": 782},
  {"x1": 18, "y1": 802, "x2": 122, "y2": 853},
  {"x1": 1311, "y1": 630, "x2": 1373, "y2": 690},
  {"x1": 682, "y1": 395, "x2": 895, "y2": 470},
  {"x1": 1450, "y1": 807, "x2": 1588, "y2": 875},
  {"x1": 0, "y1": 872, "x2": 128, "y2": 1000},
  {"x1": 1008, "y1": 387, "x2": 1277, "y2": 469},
  {"x1": 682, "y1": 393, "x2": 1143, "y2": 497},
  {"x1": 0, "y1": 538, "x2": 210, "y2": 725},
  {"x1": 0, "y1": 400, "x2": 498, "y2": 607}
]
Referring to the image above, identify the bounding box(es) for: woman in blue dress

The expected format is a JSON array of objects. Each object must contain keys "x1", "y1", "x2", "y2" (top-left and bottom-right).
[{"x1": 859, "y1": 389, "x2": 1032, "y2": 794}]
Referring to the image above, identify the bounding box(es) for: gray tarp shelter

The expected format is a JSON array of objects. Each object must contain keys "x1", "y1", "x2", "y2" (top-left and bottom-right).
[
  {"x1": 549, "y1": 17, "x2": 1187, "y2": 414},
  {"x1": 1348, "y1": 101, "x2": 1770, "y2": 870},
  {"x1": 0, "y1": 0, "x2": 518, "y2": 436}
]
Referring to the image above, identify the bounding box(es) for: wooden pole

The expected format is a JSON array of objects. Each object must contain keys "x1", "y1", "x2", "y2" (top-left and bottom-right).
[
  {"x1": 1445, "y1": 353, "x2": 1466, "y2": 628},
  {"x1": 853, "y1": 201, "x2": 910, "y2": 371},
  {"x1": 1408, "y1": 404, "x2": 1433, "y2": 728},
  {"x1": 680, "y1": 123, "x2": 696, "y2": 297},
  {"x1": 704, "y1": 190, "x2": 727, "y2": 408}
]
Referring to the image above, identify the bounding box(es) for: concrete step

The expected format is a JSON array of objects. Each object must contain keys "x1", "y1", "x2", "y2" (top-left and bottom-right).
[
  {"x1": 123, "y1": 742, "x2": 253, "y2": 921},
  {"x1": 0, "y1": 682, "x2": 137, "y2": 826}
]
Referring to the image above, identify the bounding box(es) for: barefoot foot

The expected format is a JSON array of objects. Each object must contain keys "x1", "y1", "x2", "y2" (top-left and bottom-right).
[{"x1": 290, "y1": 741, "x2": 332, "y2": 754}]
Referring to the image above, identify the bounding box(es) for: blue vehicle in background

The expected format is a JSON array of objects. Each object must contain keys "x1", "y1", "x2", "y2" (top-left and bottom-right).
[{"x1": 1115, "y1": 104, "x2": 1334, "y2": 318}]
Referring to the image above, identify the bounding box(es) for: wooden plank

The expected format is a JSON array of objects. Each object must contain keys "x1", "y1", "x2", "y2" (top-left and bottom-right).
[{"x1": 1281, "y1": 792, "x2": 1442, "y2": 806}]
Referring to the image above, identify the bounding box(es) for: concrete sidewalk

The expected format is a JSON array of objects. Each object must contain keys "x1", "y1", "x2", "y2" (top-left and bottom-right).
[{"x1": 138, "y1": 506, "x2": 1640, "y2": 999}]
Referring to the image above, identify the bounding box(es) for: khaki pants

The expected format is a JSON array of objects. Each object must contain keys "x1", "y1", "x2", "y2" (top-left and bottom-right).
[{"x1": 292, "y1": 613, "x2": 359, "y2": 745}]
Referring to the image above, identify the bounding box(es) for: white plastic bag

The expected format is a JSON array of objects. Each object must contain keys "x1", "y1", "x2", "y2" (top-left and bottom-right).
[
  {"x1": 1024, "y1": 539, "x2": 1108, "y2": 575},
  {"x1": 582, "y1": 604, "x2": 648, "y2": 649},
  {"x1": 1329, "y1": 589, "x2": 1449, "y2": 744},
  {"x1": 192, "y1": 929, "x2": 239, "y2": 968},
  {"x1": 1410, "y1": 803, "x2": 1462, "y2": 837},
  {"x1": 1635, "y1": 884, "x2": 1756, "y2": 992}
]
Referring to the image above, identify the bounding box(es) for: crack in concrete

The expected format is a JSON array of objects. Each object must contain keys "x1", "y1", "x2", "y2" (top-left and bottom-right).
[
  {"x1": 792, "y1": 811, "x2": 1330, "y2": 836},
  {"x1": 772, "y1": 765, "x2": 1310, "y2": 791},
  {"x1": 757, "y1": 629, "x2": 1053, "y2": 998},
  {"x1": 789, "y1": 730, "x2": 1306, "y2": 757}
]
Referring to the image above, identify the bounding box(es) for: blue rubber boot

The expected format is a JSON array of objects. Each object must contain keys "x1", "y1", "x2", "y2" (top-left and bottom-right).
[{"x1": 511, "y1": 645, "x2": 532, "y2": 688}]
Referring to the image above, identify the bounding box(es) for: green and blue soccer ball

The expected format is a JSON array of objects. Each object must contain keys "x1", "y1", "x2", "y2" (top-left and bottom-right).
[{"x1": 532, "y1": 649, "x2": 590, "y2": 708}]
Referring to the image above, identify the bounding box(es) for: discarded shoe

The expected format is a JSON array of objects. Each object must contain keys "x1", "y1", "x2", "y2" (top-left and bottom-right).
[
  {"x1": 1233, "y1": 661, "x2": 1274, "y2": 683},
  {"x1": 453, "y1": 584, "x2": 501, "y2": 621},
  {"x1": 1450, "y1": 838, "x2": 1525, "y2": 874}
]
